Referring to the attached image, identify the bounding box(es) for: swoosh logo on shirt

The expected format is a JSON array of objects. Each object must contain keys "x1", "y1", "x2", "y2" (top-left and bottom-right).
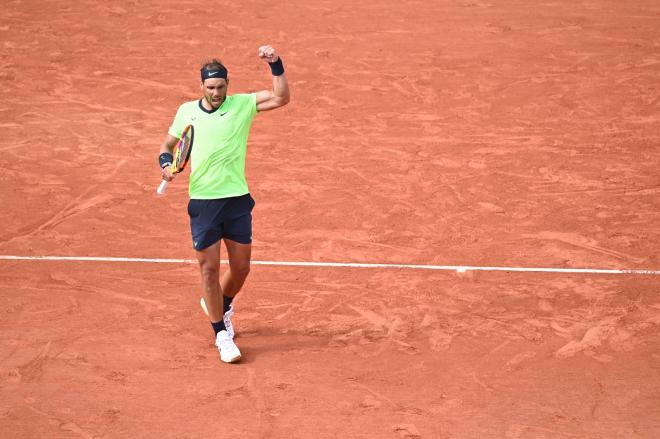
[{"x1": 220, "y1": 112, "x2": 228, "y2": 116}]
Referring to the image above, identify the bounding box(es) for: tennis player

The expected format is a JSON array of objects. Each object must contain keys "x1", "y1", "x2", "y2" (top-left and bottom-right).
[{"x1": 158, "y1": 45, "x2": 290, "y2": 363}]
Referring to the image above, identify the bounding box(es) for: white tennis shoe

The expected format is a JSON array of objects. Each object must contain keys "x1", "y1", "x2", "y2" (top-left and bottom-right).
[
  {"x1": 215, "y1": 330, "x2": 241, "y2": 363},
  {"x1": 223, "y1": 305, "x2": 235, "y2": 339}
]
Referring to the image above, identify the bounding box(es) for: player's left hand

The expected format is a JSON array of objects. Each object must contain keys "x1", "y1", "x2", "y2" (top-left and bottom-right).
[{"x1": 258, "y1": 45, "x2": 279, "y2": 63}]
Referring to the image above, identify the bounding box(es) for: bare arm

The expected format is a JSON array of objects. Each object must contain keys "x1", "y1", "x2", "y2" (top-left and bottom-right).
[{"x1": 255, "y1": 45, "x2": 290, "y2": 112}]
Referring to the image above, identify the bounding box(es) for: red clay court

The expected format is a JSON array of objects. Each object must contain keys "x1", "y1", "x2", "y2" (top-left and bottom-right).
[{"x1": 1, "y1": 0, "x2": 659, "y2": 438}]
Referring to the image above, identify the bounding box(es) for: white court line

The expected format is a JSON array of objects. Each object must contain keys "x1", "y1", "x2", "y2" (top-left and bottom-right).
[{"x1": 0, "y1": 255, "x2": 659, "y2": 275}]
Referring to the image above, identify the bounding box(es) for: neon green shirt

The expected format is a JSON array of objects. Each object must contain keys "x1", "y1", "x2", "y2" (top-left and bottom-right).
[{"x1": 168, "y1": 94, "x2": 257, "y2": 199}]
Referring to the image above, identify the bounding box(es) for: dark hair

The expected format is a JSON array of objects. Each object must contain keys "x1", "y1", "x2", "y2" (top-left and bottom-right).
[{"x1": 200, "y1": 59, "x2": 228, "y2": 82}]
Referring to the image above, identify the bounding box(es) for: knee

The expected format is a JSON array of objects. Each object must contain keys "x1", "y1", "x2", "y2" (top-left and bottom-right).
[
  {"x1": 199, "y1": 261, "x2": 220, "y2": 285},
  {"x1": 232, "y1": 263, "x2": 251, "y2": 281}
]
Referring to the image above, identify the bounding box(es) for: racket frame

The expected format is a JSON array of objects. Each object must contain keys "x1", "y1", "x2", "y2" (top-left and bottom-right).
[{"x1": 156, "y1": 125, "x2": 194, "y2": 195}]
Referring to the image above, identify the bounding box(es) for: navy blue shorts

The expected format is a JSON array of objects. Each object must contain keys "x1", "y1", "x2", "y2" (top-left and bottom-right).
[{"x1": 188, "y1": 194, "x2": 255, "y2": 250}]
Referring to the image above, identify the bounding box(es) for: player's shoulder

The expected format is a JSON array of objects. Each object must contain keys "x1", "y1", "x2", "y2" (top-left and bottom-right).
[
  {"x1": 174, "y1": 99, "x2": 202, "y2": 116},
  {"x1": 178, "y1": 99, "x2": 200, "y2": 110},
  {"x1": 227, "y1": 93, "x2": 256, "y2": 104},
  {"x1": 226, "y1": 93, "x2": 257, "y2": 112}
]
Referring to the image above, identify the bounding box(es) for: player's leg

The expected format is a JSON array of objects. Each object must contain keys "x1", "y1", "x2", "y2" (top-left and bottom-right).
[
  {"x1": 196, "y1": 243, "x2": 241, "y2": 363},
  {"x1": 220, "y1": 208, "x2": 254, "y2": 339},
  {"x1": 220, "y1": 202, "x2": 254, "y2": 303},
  {"x1": 189, "y1": 198, "x2": 241, "y2": 362},
  {"x1": 189, "y1": 198, "x2": 225, "y2": 324},
  {"x1": 221, "y1": 238, "x2": 252, "y2": 299},
  {"x1": 195, "y1": 240, "x2": 224, "y2": 323}
]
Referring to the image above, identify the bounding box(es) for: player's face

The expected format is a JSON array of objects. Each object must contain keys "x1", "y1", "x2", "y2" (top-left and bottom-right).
[{"x1": 201, "y1": 78, "x2": 228, "y2": 109}]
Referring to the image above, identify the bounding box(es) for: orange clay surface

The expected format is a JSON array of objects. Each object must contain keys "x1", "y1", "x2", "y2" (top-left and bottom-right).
[{"x1": 1, "y1": 1, "x2": 660, "y2": 438}]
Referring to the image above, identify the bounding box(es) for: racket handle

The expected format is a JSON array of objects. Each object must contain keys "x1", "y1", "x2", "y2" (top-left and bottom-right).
[{"x1": 156, "y1": 179, "x2": 169, "y2": 195}]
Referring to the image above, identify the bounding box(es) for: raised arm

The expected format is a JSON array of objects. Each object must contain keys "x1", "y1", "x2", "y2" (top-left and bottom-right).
[{"x1": 255, "y1": 45, "x2": 290, "y2": 112}]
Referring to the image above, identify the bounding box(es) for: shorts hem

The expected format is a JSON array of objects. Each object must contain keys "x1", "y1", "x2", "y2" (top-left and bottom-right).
[{"x1": 222, "y1": 235, "x2": 252, "y2": 245}]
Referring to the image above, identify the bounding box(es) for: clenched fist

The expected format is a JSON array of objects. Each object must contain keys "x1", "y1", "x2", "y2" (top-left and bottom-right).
[{"x1": 258, "y1": 45, "x2": 279, "y2": 63}]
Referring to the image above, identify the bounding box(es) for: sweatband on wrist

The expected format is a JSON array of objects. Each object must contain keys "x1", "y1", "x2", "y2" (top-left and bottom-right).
[
  {"x1": 159, "y1": 152, "x2": 173, "y2": 168},
  {"x1": 268, "y1": 58, "x2": 284, "y2": 76}
]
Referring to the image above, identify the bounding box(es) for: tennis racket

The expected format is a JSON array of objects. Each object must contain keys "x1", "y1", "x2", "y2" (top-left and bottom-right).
[{"x1": 156, "y1": 124, "x2": 194, "y2": 195}]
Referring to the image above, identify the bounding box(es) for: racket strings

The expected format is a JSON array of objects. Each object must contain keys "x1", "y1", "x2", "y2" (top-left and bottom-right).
[{"x1": 172, "y1": 130, "x2": 192, "y2": 172}]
